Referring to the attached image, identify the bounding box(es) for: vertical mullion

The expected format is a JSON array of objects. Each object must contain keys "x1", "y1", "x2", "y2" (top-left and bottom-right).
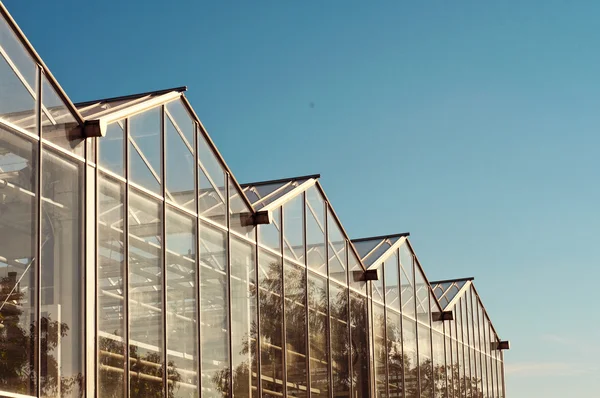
[
  {"x1": 161, "y1": 105, "x2": 168, "y2": 396},
  {"x1": 124, "y1": 117, "x2": 131, "y2": 397},
  {"x1": 35, "y1": 65, "x2": 42, "y2": 397},
  {"x1": 254, "y1": 226, "x2": 262, "y2": 397},
  {"x1": 429, "y1": 291, "x2": 434, "y2": 398},
  {"x1": 346, "y1": 243, "x2": 353, "y2": 398},
  {"x1": 413, "y1": 253, "x2": 421, "y2": 398},
  {"x1": 325, "y1": 205, "x2": 333, "y2": 398},
  {"x1": 303, "y1": 192, "x2": 311, "y2": 397},
  {"x1": 443, "y1": 322, "x2": 449, "y2": 398},
  {"x1": 226, "y1": 174, "x2": 234, "y2": 396},
  {"x1": 194, "y1": 122, "x2": 202, "y2": 396},
  {"x1": 398, "y1": 249, "x2": 406, "y2": 398},
  {"x1": 367, "y1": 283, "x2": 375, "y2": 397},
  {"x1": 280, "y1": 205, "x2": 288, "y2": 397}
]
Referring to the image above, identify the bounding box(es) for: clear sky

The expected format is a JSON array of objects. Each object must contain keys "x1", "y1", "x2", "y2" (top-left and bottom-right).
[{"x1": 6, "y1": 0, "x2": 600, "y2": 396}]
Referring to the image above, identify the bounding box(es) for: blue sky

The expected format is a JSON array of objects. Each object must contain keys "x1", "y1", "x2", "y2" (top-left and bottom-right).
[{"x1": 6, "y1": 0, "x2": 600, "y2": 396}]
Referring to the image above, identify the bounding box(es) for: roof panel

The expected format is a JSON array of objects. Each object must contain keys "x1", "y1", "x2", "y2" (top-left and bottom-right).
[{"x1": 241, "y1": 174, "x2": 317, "y2": 210}]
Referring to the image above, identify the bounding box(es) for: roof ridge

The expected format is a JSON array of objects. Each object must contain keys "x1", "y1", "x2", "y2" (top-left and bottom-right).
[
  {"x1": 352, "y1": 232, "x2": 410, "y2": 243},
  {"x1": 74, "y1": 86, "x2": 188, "y2": 107}
]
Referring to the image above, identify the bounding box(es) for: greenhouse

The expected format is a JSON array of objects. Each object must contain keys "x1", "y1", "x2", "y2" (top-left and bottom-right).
[{"x1": 0, "y1": 1, "x2": 507, "y2": 397}]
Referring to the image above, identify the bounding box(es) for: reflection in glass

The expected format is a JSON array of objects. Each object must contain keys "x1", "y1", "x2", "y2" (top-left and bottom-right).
[
  {"x1": 166, "y1": 99, "x2": 194, "y2": 148},
  {"x1": 350, "y1": 292, "x2": 369, "y2": 397},
  {"x1": 40, "y1": 150, "x2": 83, "y2": 398},
  {"x1": 97, "y1": 174, "x2": 126, "y2": 397},
  {"x1": 258, "y1": 250, "x2": 284, "y2": 397},
  {"x1": 199, "y1": 222, "x2": 229, "y2": 397},
  {"x1": 330, "y1": 282, "x2": 350, "y2": 397},
  {"x1": 283, "y1": 194, "x2": 304, "y2": 263},
  {"x1": 99, "y1": 121, "x2": 125, "y2": 176},
  {"x1": 432, "y1": 331, "x2": 446, "y2": 398},
  {"x1": 166, "y1": 208, "x2": 198, "y2": 397},
  {"x1": 305, "y1": 187, "x2": 326, "y2": 274},
  {"x1": 0, "y1": 128, "x2": 37, "y2": 395},
  {"x1": 418, "y1": 323, "x2": 433, "y2": 398},
  {"x1": 373, "y1": 304, "x2": 386, "y2": 397},
  {"x1": 230, "y1": 237, "x2": 257, "y2": 397},
  {"x1": 166, "y1": 115, "x2": 194, "y2": 211},
  {"x1": 130, "y1": 108, "x2": 161, "y2": 193},
  {"x1": 259, "y1": 207, "x2": 281, "y2": 252},
  {"x1": 308, "y1": 273, "x2": 329, "y2": 397},
  {"x1": 284, "y1": 262, "x2": 308, "y2": 397},
  {"x1": 128, "y1": 190, "x2": 163, "y2": 396},
  {"x1": 403, "y1": 317, "x2": 418, "y2": 398},
  {"x1": 387, "y1": 310, "x2": 403, "y2": 398},
  {"x1": 415, "y1": 266, "x2": 430, "y2": 325}
]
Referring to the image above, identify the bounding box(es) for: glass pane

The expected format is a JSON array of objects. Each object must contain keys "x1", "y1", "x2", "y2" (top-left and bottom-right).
[
  {"x1": 0, "y1": 15, "x2": 36, "y2": 88},
  {"x1": 129, "y1": 108, "x2": 161, "y2": 193},
  {"x1": 41, "y1": 76, "x2": 83, "y2": 155},
  {"x1": 351, "y1": 238, "x2": 381, "y2": 261},
  {"x1": 0, "y1": 127, "x2": 37, "y2": 395},
  {"x1": 372, "y1": 304, "x2": 386, "y2": 397},
  {"x1": 431, "y1": 332, "x2": 445, "y2": 398},
  {"x1": 166, "y1": 115, "x2": 194, "y2": 211},
  {"x1": 327, "y1": 212, "x2": 346, "y2": 285},
  {"x1": 330, "y1": 283, "x2": 350, "y2": 397},
  {"x1": 305, "y1": 187, "x2": 325, "y2": 274},
  {"x1": 99, "y1": 121, "x2": 124, "y2": 176},
  {"x1": 283, "y1": 194, "x2": 304, "y2": 263},
  {"x1": 347, "y1": 249, "x2": 366, "y2": 296},
  {"x1": 372, "y1": 263, "x2": 384, "y2": 304},
  {"x1": 418, "y1": 323, "x2": 433, "y2": 398},
  {"x1": 198, "y1": 132, "x2": 226, "y2": 225},
  {"x1": 258, "y1": 206, "x2": 281, "y2": 252},
  {"x1": 40, "y1": 150, "x2": 83, "y2": 397},
  {"x1": 128, "y1": 190, "x2": 163, "y2": 395},
  {"x1": 400, "y1": 243, "x2": 415, "y2": 317},
  {"x1": 199, "y1": 222, "x2": 229, "y2": 397},
  {"x1": 403, "y1": 317, "x2": 418, "y2": 398},
  {"x1": 258, "y1": 250, "x2": 284, "y2": 396},
  {"x1": 284, "y1": 262, "x2": 308, "y2": 397},
  {"x1": 350, "y1": 292, "x2": 368, "y2": 397},
  {"x1": 229, "y1": 179, "x2": 254, "y2": 239},
  {"x1": 387, "y1": 311, "x2": 403, "y2": 398},
  {"x1": 97, "y1": 174, "x2": 126, "y2": 397},
  {"x1": 307, "y1": 273, "x2": 328, "y2": 397},
  {"x1": 230, "y1": 237, "x2": 257, "y2": 397},
  {"x1": 363, "y1": 238, "x2": 397, "y2": 267},
  {"x1": 415, "y1": 266, "x2": 430, "y2": 325},
  {"x1": 0, "y1": 53, "x2": 35, "y2": 132},
  {"x1": 384, "y1": 251, "x2": 399, "y2": 311},
  {"x1": 166, "y1": 208, "x2": 199, "y2": 397},
  {"x1": 166, "y1": 99, "x2": 194, "y2": 148}
]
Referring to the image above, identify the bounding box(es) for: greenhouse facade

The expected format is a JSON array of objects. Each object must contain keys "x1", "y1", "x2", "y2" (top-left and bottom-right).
[{"x1": 0, "y1": 2, "x2": 508, "y2": 398}]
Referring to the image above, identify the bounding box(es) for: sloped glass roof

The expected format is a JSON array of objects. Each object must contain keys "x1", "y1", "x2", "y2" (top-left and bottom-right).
[
  {"x1": 351, "y1": 233, "x2": 409, "y2": 268},
  {"x1": 431, "y1": 278, "x2": 471, "y2": 310},
  {"x1": 241, "y1": 174, "x2": 318, "y2": 210}
]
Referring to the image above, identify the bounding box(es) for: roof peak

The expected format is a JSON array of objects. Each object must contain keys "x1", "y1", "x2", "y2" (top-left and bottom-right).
[
  {"x1": 430, "y1": 276, "x2": 475, "y2": 285},
  {"x1": 351, "y1": 232, "x2": 410, "y2": 243},
  {"x1": 241, "y1": 173, "x2": 321, "y2": 188},
  {"x1": 75, "y1": 86, "x2": 188, "y2": 107}
]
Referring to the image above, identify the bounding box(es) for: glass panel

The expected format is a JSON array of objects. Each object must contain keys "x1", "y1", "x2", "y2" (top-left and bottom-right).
[
  {"x1": 258, "y1": 250, "x2": 284, "y2": 396},
  {"x1": 330, "y1": 283, "x2": 350, "y2": 397},
  {"x1": 403, "y1": 317, "x2": 418, "y2": 398},
  {"x1": 0, "y1": 46, "x2": 36, "y2": 132},
  {"x1": 166, "y1": 115, "x2": 194, "y2": 211},
  {"x1": 230, "y1": 237, "x2": 257, "y2": 398},
  {"x1": 128, "y1": 190, "x2": 163, "y2": 396},
  {"x1": 99, "y1": 121, "x2": 124, "y2": 176},
  {"x1": 327, "y1": 212, "x2": 346, "y2": 285},
  {"x1": 129, "y1": 108, "x2": 161, "y2": 193},
  {"x1": 384, "y1": 251, "x2": 399, "y2": 311},
  {"x1": 452, "y1": 331, "x2": 461, "y2": 398},
  {"x1": 41, "y1": 76, "x2": 83, "y2": 155},
  {"x1": 199, "y1": 222, "x2": 228, "y2": 397},
  {"x1": 347, "y1": 249, "x2": 366, "y2": 296},
  {"x1": 305, "y1": 187, "x2": 325, "y2": 274},
  {"x1": 198, "y1": 132, "x2": 226, "y2": 225},
  {"x1": 400, "y1": 243, "x2": 414, "y2": 318},
  {"x1": 432, "y1": 331, "x2": 445, "y2": 398},
  {"x1": 363, "y1": 238, "x2": 397, "y2": 267},
  {"x1": 349, "y1": 292, "x2": 368, "y2": 397},
  {"x1": 387, "y1": 310, "x2": 403, "y2": 398},
  {"x1": 166, "y1": 99, "x2": 194, "y2": 148},
  {"x1": 372, "y1": 304, "x2": 386, "y2": 397},
  {"x1": 259, "y1": 206, "x2": 281, "y2": 252},
  {"x1": 446, "y1": 335, "x2": 454, "y2": 398},
  {"x1": 97, "y1": 174, "x2": 126, "y2": 397},
  {"x1": 284, "y1": 262, "x2": 308, "y2": 397},
  {"x1": 166, "y1": 208, "x2": 199, "y2": 397},
  {"x1": 418, "y1": 323, "x2": 433, "y2": 398},
  {"x1": 351, "y1": 238, "x2": 381, "y2": 261},
  {"x1": 229, "y1": 179, "x2": 254, "y2": 239},
  {"x1": 0, "y1": 15, "x2": 36, "y2": 88},
  {"x1": 307, "y1": 273, "x2": 328, "y2": 397},
  {"x1": 0, "y1": 128, "x2": 37, "y2": 395},
  {"x1": 415, "y1": 266, "x2": 430, "y2": 325},
  {"x1": 283, "y1": 194, "x2": 304, "y2": 263}
]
